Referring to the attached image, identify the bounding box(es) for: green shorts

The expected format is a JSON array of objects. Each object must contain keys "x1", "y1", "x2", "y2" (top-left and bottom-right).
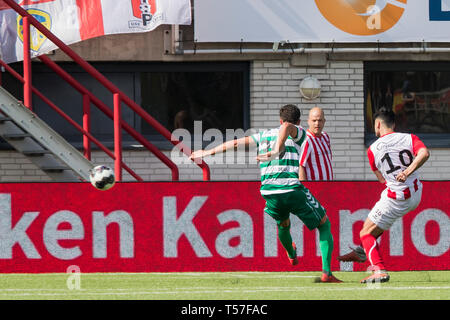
[{"x1": 262, "y1": 185, "x2": 326, "y2": 230}]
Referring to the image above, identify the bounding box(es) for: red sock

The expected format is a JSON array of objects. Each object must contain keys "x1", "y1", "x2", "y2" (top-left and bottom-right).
[{"x1": 361, "y1": 234, "x2": 386, "y2": 271}]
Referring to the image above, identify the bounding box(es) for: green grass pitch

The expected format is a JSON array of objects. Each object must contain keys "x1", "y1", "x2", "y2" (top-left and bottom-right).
[{"x1": 0, "y1": 271, "x2": 448, "y2": 300}]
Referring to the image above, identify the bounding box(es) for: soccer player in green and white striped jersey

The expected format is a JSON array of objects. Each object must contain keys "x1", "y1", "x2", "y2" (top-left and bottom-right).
[{"x1": 190, "y1": 104, "x2": 341, "y2": 282}]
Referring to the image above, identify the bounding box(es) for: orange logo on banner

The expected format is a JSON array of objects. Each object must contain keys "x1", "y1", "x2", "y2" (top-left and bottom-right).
[{"x1": 315, "y1": 0, "x2": 407, "y2": 36}]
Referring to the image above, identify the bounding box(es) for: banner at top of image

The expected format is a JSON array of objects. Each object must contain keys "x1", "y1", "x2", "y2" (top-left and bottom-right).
[{"x1": 194, "y1": 0, "x2": 450, "y2": 43}]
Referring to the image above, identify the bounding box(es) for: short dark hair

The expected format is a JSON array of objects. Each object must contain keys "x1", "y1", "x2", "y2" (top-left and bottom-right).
[
  {"x1": 279, "y1": 104, "x2": 301, "y2": 124},
  {"x1": 373, "y1": 108, "x2": 395, "y2": 128}
]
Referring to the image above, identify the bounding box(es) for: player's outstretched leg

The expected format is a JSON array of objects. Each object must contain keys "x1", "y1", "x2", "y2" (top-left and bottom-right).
[
  {"x1": 337, "y1": 245, "x2": 367, "y2": 263},
  {"x1": 278, "y1": 220, "x2": 298, "y2": 265},
  {"x1": 294, "y1": 187, "x2": 342, "y2": 283},
  {"x1": 360, "y1": 234, "x2": 390, "y2": 283},
  {"x1": 317, "y1": 218, "x2": 342, "y2": 283}
]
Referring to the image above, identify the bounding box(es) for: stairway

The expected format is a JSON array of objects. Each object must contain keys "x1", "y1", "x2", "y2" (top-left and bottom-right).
[{"x1": 0, "y1": 86, "x2": 95, "y2": 182}]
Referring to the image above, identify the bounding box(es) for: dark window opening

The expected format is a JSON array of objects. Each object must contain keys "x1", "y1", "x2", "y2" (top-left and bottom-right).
[
  {"x1": 365, "y1": 62, "x2": 450, "y2": 148},
  {"x1": 140, "y1": 71, "x2": 245, "y2": 135},
  {"x1": 0, "y1": 62, "x2": 250, "y2": 150}
]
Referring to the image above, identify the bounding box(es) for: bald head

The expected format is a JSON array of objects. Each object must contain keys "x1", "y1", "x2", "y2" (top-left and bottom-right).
[{"x1": 308, "y1": 107, "x2": 326, "y2": 136}]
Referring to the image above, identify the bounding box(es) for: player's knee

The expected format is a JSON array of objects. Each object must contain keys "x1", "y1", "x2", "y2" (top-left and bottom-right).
[
  {"x1": 318, "y1": 215, "x2": 329, "y2": 228},
  {"x1": 360, "y1": 225, "x2": 382, "y2": 238},
  {"x1": 359, "y1": 223, "x2": 372, "y2": 237}
]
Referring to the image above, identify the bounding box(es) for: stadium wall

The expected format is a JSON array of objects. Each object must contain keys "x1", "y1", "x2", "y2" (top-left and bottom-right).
[{"x1": 0, "y1": 181, "x2": 448, "y2": 273}]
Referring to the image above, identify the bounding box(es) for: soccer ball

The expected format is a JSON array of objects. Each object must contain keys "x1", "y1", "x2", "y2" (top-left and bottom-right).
[{"x1": 89, "y1": 165, "x2": 115, "y2": 191}]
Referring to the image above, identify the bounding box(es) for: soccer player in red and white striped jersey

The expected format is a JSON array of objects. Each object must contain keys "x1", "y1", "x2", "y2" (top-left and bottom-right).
[
  {"x1": 299, "y1": 107, "x2": 334, "y2": 181},
  {"x1": 338, "y1": 109, "x2": 430, "y2": 284}
]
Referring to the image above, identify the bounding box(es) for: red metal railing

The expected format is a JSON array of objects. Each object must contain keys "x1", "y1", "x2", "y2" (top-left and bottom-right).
[
  {"x1": 22, "y1": 16, "x2": 32, "y2": 110},
  {"x1": 0, "y1": 59, "x2": 143, "y2": 181},
  {"x1": 0, "y1": 0, "x2": 210, "y2": 181},
  {"x1": 36, "y1": 55, "x2": 178, "y2": 181}
]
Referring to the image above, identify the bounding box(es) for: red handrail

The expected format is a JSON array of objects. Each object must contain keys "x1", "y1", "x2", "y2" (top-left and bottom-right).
[
  {"x1": 2, "y1": 0, "x2": 210, "y2": 181},
  {"x1": 82, "y1": 94, "x2": 91, "y2": 160},
  {"x1": 22, "y1": 16, "x2": 32, "y2": 109},
  {"x1": 114, "y1": 93, "x2": 122, "y2": 181}
]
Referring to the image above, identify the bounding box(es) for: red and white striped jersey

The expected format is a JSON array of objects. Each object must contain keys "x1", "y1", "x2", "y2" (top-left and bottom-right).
[
  {"x1": 367, "y1": 132, "x2": 427, "y2": 200},
  {"x1": 299, "y1": 130, "x2": 334, "y2": 181}
]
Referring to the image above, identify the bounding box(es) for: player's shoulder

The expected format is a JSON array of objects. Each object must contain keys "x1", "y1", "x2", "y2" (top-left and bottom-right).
[
  {"x1": 368, "y1": 139, "x2": 377, "y2": 151},
  {"x1": 260, "y1": 127, "x2": 277, "y2": 137},
  {"x1": 321, "y1": 131, "x2": 330, "y2": 140},
  {"x1": 293, "y1": 125, "x2": 307, "y2": 142},
  {"x1": 386, "y1": 132, "x2": 414, "y2": 144},
  {"x1": 305, "y1": 130, "x2": 329, "y2": 139},
  {"x1": 371, "y1": 132, "x2": 413, "y2": 150},
  {"x1": 296, "y1": 125, "x2": 307, "y2": 135},
  {"x1": 369, "y1": 134, "x2": 386, "y2": 150}
]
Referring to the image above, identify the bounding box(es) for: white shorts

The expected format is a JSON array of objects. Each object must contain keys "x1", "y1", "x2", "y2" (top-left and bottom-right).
[{"x1": 368, "y1": 188, "x2": 422, "y2": 230}]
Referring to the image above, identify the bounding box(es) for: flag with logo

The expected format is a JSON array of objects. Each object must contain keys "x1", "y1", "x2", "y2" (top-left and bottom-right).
[{"x1": 0, "y1": 0, "x2": 191, "y2": 63}]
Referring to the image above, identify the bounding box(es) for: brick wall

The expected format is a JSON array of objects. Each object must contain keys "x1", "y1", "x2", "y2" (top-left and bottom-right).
[
  {"x1": 251, "y1": 60, "x2": 369, "y2": 181},
  {"x1": 0, "y1": 59, "x2": 448, "y2": 182}
]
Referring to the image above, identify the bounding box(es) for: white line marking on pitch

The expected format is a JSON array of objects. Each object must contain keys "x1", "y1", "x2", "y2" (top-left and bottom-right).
[{"x1": 0, "y1": 286, "x2": 448, "y2": 297}]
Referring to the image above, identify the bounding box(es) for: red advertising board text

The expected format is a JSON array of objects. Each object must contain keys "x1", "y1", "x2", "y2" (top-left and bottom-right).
[{"x1": 0, "y1": 181, "x2": 448, "y2": 273}]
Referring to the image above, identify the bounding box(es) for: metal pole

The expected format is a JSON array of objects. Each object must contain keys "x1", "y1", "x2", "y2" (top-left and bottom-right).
[
  {"x1": 114, "y1": 93, "x2": 122, "y2": 182},
  {"x1": 182, "y1": 46, "x2": 450, "y2": 55},
  {"x1": 23, "y1": 16, "x2": 32, "y2": 110},
  {"x1": 83, "y1": 94, "x2": 91, "y2": 160},
  {"x1": 171, "y1": 24, "x2": 180, "y2": 54}
]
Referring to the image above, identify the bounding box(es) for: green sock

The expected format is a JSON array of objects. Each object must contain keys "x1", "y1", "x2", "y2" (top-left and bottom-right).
[
  {"x1": 278, "y1": 223, "x2": 296, "y2": 259},
  {"x1": 317, "y1": 219, "x2": 333, "y2": 275}
]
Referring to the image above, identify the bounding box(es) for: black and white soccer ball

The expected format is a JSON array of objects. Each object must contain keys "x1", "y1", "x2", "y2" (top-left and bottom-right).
[{"x1": 89, "y1": 165, "x2": 115, "y2": 191}]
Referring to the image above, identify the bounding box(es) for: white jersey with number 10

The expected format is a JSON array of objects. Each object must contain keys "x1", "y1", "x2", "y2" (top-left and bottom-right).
[{"x1": 367, "y1": 132, "x2": 426, "y2": 200}]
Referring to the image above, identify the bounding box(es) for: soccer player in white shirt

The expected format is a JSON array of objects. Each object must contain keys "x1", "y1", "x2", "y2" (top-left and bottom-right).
[
  {"x1": 299, "y1": 107, "x2": 333, "y2": 181},
  {"x1": 338, "y1": 109, "x2": 430, "y2": 283}
]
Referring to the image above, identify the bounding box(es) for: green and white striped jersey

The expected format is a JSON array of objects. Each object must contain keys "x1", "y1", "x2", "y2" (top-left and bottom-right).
[{"x1": 251, "y1": 125, "x2": 307, "y2": 195}]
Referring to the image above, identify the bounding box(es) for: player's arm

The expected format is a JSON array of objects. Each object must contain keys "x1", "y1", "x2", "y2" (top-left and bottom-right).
[
  {"x1": 299, "y1": 165, "x2": 307, "y2": 181},
  {"x1": 373, "y1": 170, "x2": 386, "y2": 184},
  {"x1": 190, "y1": 136, "x2": 255, "y2": 161},
  {"x1": 367, "y1": 147, "x2": 385, "y2": 184},
  {"x1": 298, "y1": 138, "x2": 311, "y2": 182},
  {"x1": 256, "y1": 122, "x2": 297, "y2": 162},
  {"x1": 396, "y1": 147, "x2": 430, "y2": 183}
]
